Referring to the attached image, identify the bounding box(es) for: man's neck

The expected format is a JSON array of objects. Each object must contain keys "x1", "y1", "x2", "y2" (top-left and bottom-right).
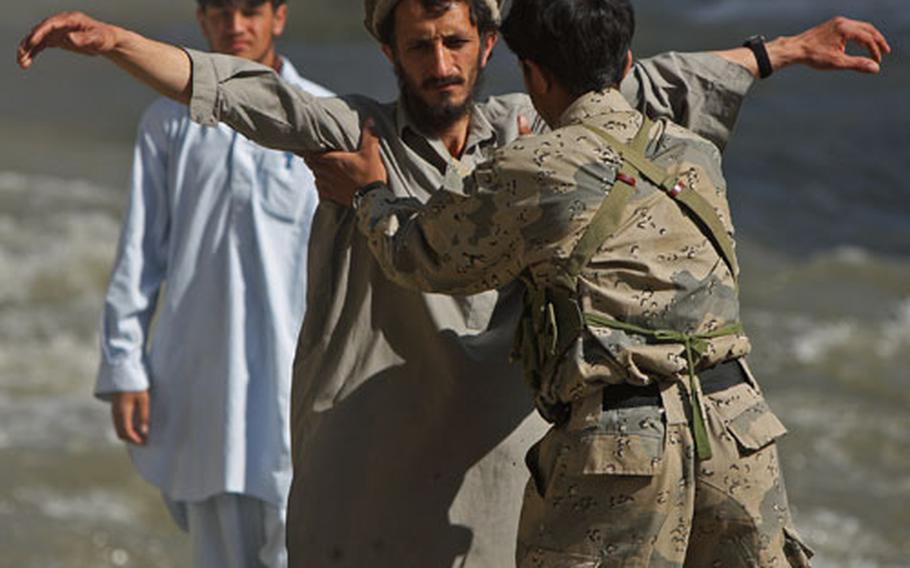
[
  {"x1": 271, "y1": 55, "x2": 283, "y2": 73},
  {"x1": 258, "y1": 47, "x2": 281, "y2": 73},
  {"x1": 438, "y1": 113, "x2": 473, "y2": 158}
]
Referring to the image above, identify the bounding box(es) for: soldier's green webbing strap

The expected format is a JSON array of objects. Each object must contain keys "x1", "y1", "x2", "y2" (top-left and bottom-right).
[
  {"x1": 586, "y1": 312, "x2": 745, "y2": 461},
  {"x1": 629, "y1": 115, "x2": 656, "y2": 154},
  {"x1": 561, "y1": 170, "x2": 637, "y2": 282},
  {"x1": 581, "y1": 122, "x2": 740, "y2": 280},
  {"x1": 561, "y1": 118, "x2": 656, "y2": 282},
  {"x1": 671, "y1": 191, "x2": 739, "y2": 280}
]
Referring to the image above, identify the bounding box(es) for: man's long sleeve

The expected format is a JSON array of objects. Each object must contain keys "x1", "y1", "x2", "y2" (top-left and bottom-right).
[
  {"x1": 186, "y1": 49, "x2": 753, "y2": 160},
  {"x1": 188, "y1": 49, "x2": 364, "y2": 154},
  {"x1": 94, "y1": 109, "x2": 171, "y2": 399},
  {"x1": 621, "y1": 52, "x2": 755, "y2": 151}
]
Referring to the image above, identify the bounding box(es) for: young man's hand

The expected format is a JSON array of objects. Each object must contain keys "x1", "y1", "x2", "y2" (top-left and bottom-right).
[{"x1": 111, "y1": 390, "x2": 150, "y2": 446}]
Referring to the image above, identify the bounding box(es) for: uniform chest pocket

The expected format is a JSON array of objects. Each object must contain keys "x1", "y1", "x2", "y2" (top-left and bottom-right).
[{"x1": 257, "y1": 151, "x2": 314, "y2": 224}]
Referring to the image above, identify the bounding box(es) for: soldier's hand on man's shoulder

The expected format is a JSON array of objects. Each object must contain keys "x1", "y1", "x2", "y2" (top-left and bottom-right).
[{"x1": 111, "y1": 390, "x2": 150, "y2": 446}]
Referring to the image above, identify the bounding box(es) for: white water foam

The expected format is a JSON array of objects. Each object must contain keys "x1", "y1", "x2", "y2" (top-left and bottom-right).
[
  {"x1": 0, "y1": 393, "x2": 117, "y2": 451},
  {"x1": 878, "y1": 297, "x2": 910, "y2": 359},
  {"x1": 0, "y1": 171, "x2": 122, "y2": 449},
  {"x1": 778, "y1": 396, "x2": 910, "y2": 496},
  {"x1": 799, "y1": 507, "x2": 904, "y2": 568},
  {"x1": 792, "y1": 322, "x2": 854, "y2": 365},
  {"x1": 13, "y1": 487, "x2": 137, "y2": 524},
  {"x1": 789, "y1": 296, "x2": 910, "y2": 365}
]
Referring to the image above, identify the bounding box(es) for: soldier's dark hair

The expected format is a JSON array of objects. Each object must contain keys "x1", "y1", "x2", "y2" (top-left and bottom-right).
[
  {"x1": 196, "y1": 0, "x2": 286, "y2": 8},
  {"x1": 501, "y1": 0, "x2": 635, "y2": 96},
  {"x1": 378, "y1": 0, "x2": 498, "y2": 47}
]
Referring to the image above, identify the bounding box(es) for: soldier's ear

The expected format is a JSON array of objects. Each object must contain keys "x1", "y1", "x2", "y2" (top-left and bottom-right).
[
  {"x1": 622, "y1": 50, "x2": 633, "y2": 79},
  {"x1": 524, "y1": 60, "x2": 554, "y2": 95}
]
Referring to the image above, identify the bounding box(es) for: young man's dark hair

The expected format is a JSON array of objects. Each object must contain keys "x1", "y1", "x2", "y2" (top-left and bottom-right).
[
  {"x1": 196, "y1": 0, "x2": 286, "y2": 7},
  {"x1": 378, "y1": 0, "x2": 498, "y2": 47},
  {"x1": 501, "y1": 0, "x2": 635, "y2": 96}
]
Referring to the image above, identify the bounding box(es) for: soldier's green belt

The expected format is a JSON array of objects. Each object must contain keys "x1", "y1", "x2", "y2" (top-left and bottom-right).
[{"x1": 585, "y1": 313, "x2": 744, "y2": 461}]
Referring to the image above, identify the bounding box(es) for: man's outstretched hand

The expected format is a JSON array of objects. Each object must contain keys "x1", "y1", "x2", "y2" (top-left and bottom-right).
[
  {"x1": 17, "y1": 11, "x2": 193, "y2": 102},
  {"x1": 305, "y1": 120, "x2": 388, "y2": 208},
  {"x1": 716, "y1": 16, "x2": 892, "y2": 77},
  {"x1": 17, "y1": 11, "x2": 120, "y2": 69},
  {"x1": 780, "y1": 16, "x2": 891, "y2": 74}
]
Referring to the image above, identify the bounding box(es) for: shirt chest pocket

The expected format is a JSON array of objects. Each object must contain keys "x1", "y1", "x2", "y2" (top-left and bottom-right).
[{"x1": 256, "y1": 150, "x2": 314, "y2": 224}]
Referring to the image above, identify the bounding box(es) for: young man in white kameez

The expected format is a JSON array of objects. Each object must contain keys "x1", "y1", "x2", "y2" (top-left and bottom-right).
[{"x1": 92, "y1": 1, "x2": 331, "y2": 566}]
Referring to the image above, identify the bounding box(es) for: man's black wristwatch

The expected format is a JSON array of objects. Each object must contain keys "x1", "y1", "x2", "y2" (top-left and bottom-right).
[{"x1": 743, "y1": 35, "x2": 774, "y2": 79}]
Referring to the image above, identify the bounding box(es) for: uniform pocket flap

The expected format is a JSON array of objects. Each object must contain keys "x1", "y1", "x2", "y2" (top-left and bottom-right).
[
  {"x1": 568, "y1": 432, "x2": 664, "y2": 475},
  {"x1": 520, "y1": 546, "x2": 600, "y2": 568},
  {"x1": 783, "y1": 525, "x2": 814, "y2": 566},
  {"x1": 726, "y1": 397, "x2": 788, "y2": 452}
]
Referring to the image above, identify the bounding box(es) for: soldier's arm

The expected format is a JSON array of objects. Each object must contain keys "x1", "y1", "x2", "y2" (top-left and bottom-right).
[
  {"x1": 343, "y1": 130, "x2": 577, "y2": 296},
  {"x1": 17, "y1": 12, "x2": 364, "y2": 154},
  {"x1": 354, "y1": 174, "x2": 528, "y2": 295}
]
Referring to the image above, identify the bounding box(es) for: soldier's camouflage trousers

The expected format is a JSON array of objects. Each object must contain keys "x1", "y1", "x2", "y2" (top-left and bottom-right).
[{"x1": 516, "y1": 376, "x2": 814, "y2": 567}]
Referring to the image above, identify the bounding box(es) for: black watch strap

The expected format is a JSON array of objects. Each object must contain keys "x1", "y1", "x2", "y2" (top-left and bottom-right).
[
  {"x1": 743, "y1": 35, "x2": 774, "y2": 79},
  {"x1": 352, "y1": 180, "x2": 387, "y2": 209}
]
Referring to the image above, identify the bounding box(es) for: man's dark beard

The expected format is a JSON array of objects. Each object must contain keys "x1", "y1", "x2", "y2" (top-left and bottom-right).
[{"x1": 395, "y1": 59, "x2": 484, "y2": 137}]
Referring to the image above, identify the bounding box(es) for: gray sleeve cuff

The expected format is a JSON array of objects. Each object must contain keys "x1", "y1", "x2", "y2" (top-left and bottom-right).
[
  {"x1": 684, "y1": 52, "x2": 756, "y2": 152},
  {"x1": 626, "y1": 51, "x2": 757, "y2": 152},
  {"x1": 692, "y1": 52, "x2": 756, "y2": 98},
  {"x1": 186, "y1": 47, "x2": 220, "y2": 127}
]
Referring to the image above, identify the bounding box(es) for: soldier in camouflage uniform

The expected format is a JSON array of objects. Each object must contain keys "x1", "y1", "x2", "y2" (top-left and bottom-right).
[{"x1": 321, "y1": 0, "x2": 821, "y2": 565}]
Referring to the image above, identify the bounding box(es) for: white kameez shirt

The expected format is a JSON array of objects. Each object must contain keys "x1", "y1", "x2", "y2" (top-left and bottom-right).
[{"x1": 95, "y1": 58, "x2": 333, "y2": 508}]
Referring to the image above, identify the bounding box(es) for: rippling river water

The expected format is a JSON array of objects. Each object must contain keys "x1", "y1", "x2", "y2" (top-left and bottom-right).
[{"x1": 1, "y1": 1, "x2": 908, "y2": 566}]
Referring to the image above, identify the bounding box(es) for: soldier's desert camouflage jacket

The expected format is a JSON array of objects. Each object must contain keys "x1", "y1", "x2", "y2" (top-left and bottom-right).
[{"x1": 355, "y1": 89, "x2": 751, "y2": 405}]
